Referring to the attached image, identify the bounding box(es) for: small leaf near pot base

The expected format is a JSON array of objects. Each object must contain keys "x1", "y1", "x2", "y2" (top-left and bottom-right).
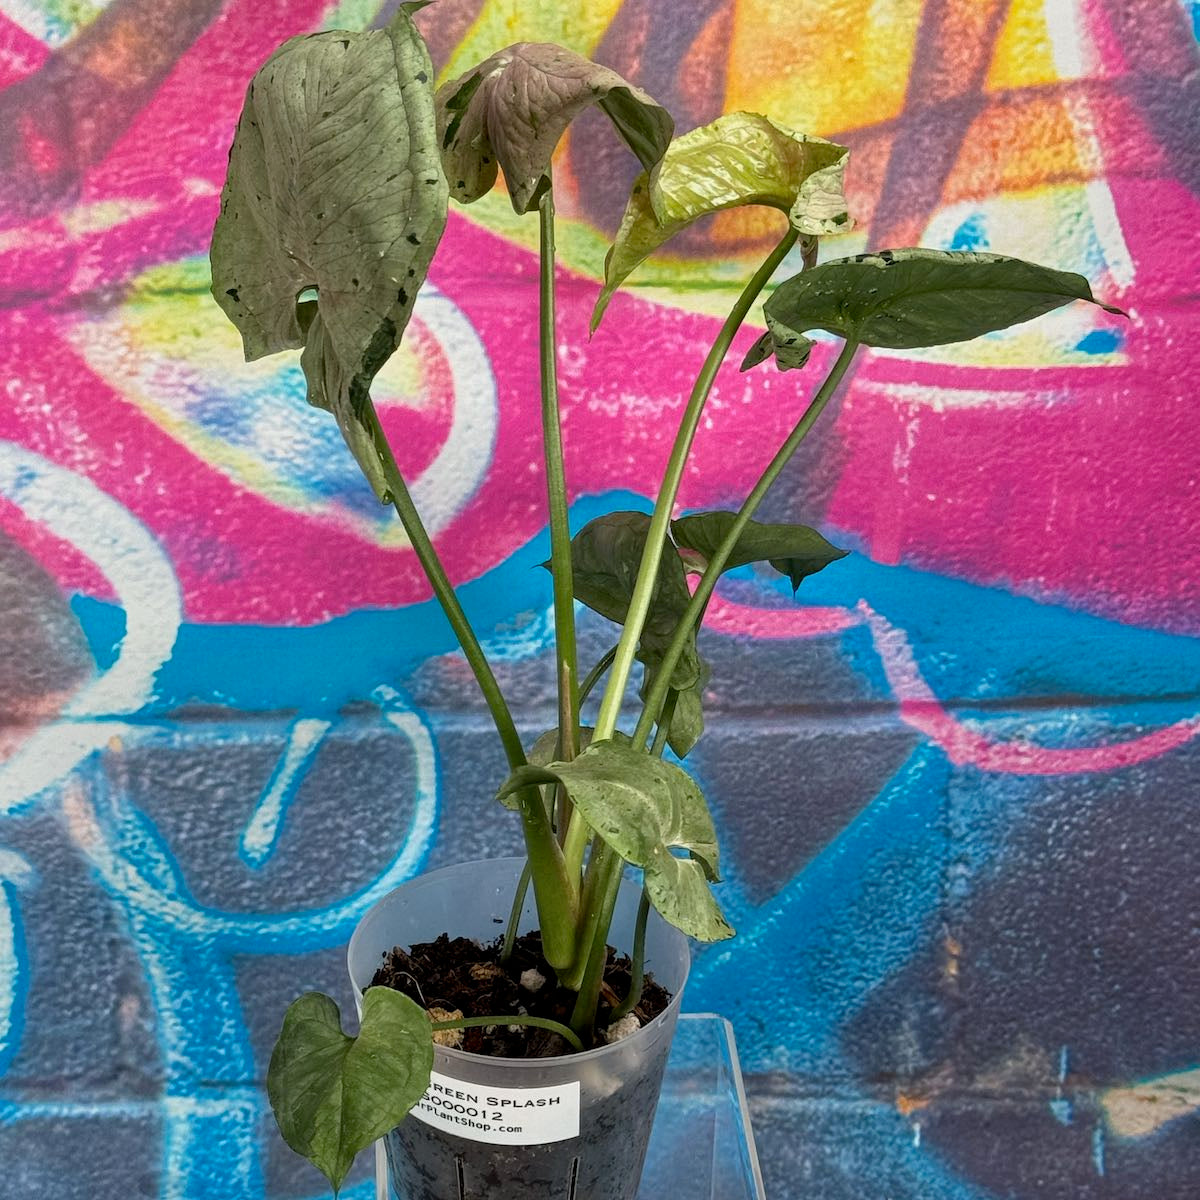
[{"x1": 267, "y1": 988, "x2": 433, "y2": 1194}]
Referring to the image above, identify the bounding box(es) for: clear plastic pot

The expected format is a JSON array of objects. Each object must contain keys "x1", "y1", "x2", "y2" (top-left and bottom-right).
[{"x1": 348, "y1": 856, "x2": 690, "y2": 1200}]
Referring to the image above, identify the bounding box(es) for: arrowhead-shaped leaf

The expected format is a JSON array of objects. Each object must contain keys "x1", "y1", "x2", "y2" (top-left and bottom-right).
[
  {"x1": 672, "y1": 511, "x2": 847, "y2": 593},
  {"x1": 435, "y1": 42, "x2": 673, "y2": 214},
  {"x1": 743, "y1": 249, "x2": 1126, "y2": 366},
  {"x1": 498, "y1": 742, "x2": 733, "y2": 942},
  {"x1": 210, "y1": 10, "x2": 448, "y2": 500},
  {"x1": 561, "y1": 511, "x2": 707, "y2": 729},
  {"x1": 560, "y1": 512, "x2": 694, "y2": 660},
  {"x1": 268, "y1": 988, "x2": 433, "y2": 1194},
  {"x1": 593, "y1": 113, "x2": 850, "y2": 330}
]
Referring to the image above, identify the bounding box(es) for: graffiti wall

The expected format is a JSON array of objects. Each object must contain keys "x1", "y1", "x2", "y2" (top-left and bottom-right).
[{"x1": 1, "y1": 0, "x2": 1198, "y2": 1196}]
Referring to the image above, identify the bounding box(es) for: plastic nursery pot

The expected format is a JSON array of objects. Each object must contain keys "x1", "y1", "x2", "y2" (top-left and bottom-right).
[{"x1": 348, "y1": 856, "x2": 690, "y2": 1200}]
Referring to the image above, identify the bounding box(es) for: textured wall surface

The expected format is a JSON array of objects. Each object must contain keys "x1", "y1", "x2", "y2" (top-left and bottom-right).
[{"x1": 1, "y1": 1, "x2": 1198, "y2": 1197}]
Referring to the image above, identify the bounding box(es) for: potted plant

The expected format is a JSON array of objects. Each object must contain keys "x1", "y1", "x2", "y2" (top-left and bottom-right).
[{"x1": 208, "y1": 6, "x2": 1124, "y2": 1197}]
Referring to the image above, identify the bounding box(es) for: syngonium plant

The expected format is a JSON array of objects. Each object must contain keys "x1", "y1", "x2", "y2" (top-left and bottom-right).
[{"x1": 210, "y1": 6, "x2": 1125, "y2": 1192}]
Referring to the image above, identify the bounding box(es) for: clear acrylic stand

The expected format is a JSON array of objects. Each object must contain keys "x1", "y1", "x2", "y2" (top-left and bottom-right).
[{"x1": 638, "y1": 1013, "x2": 767, "y2": 1200}]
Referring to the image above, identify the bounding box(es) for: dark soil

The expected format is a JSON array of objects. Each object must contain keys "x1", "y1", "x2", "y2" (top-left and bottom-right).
[{"x1": 368, "y1": 930, "x2": 669, "y2": 1057}]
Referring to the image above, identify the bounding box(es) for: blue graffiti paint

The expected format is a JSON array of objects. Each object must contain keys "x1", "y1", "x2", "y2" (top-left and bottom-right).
[
  {"x1": 752, "y1": 550, "x2": 1200, "y2": 714},
  {"x1": 689, "y1": 746, "x2": 995, "y2": 1200},
  {"x1": 0, "y1": 877, "x2": 29, "y2": 1078},
  {"x1": 68, "y1": 492, "x2": 648, "y2": 715},
  {"x1": 64, "y1": 492, "x2": 1200, "y2": 724},
  {"x1": 1075, "y1": 328, "x2": 1123, "y2": 355},
  {"x1": 71, "y1": 594, "x2": 125, "y2": 673},
  {"x1": 949, "y1": 212, "x2": 989, "y2": 252}
]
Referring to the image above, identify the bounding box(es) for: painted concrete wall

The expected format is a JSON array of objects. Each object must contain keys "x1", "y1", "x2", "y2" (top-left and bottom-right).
[{"x1": 1, "y1": 1, "x2": 1198, "y2": 1196}]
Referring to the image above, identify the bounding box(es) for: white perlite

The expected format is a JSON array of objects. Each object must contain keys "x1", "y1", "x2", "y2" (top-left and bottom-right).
[
  {"x1": 519, "y1": 967, "x2": 547, "y2": 992},
  {"x1": 601, "y1": 1014, "x2": 641, "y2": 1044}
]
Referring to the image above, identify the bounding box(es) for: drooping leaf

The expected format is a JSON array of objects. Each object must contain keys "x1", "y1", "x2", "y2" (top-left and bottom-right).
[
  {"x1": 593, "y1": 114, "x2": 850, "y2": 330},
  {"x1": 268, "y1": 988, "x2": 433, "y2": 1193},
  {"x1": 643, "y1": 855, "x2": 729, "y2": 946},
  {"x1": 743, "y1": 249, "x2": 1127, "y2": 367},
  {"x1": 560, "y1": 512, "x2": 695, "y2": 661},
  {"x1": 435, "y1": 42, "x2": 673, "y2": 214},
  {"x1": 498, "y1": 742, "x2": 733, "y2": 942},
  {"x1": 560, "y1": 511, "x2": 711, "y2": 754},
  {"x1": 672, "y1": 511, "x2": 847, "y2": 593},
  {"x1": 739, "y1": 327, "x2": 815, "y2": 373},
  {"x1": 638, "y1": 652, "x2": 709, "y2": 758},
  {"x1": 210, "y1": 9, "x2": 448, "y2": 500}
]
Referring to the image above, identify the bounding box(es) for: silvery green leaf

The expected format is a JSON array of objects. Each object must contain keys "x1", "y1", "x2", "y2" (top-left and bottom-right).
[
  {"x1": 593, "y1": 113, "x2": 850, "y2": 329},
  {"x1": 498, "y1": 742, "x2": 732, "y2": 942},
  {"x1": 268, "y1": 988, "x2": 433, "y2": 1194},
  {"x1": 435, "y1": 42, "x2": 673, "y2": 214},
  {"x1": 746, "y1": 248, "x2": 1127, "y2": 361},
  {"x1": 210, "y1": 10, "x2": 448, "y2": 500}
]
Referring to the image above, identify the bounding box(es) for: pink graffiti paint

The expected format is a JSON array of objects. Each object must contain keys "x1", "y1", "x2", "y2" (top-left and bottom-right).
[{"x1": 0, "y1": 0, "x2": 1196, "y2": 643}]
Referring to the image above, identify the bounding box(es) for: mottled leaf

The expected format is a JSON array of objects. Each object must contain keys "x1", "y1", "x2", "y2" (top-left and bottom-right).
[
  {"x1": 504, "y1": 726, "x2": 597, "y2": 811},
  {"x1": 672, "y1": 511, "x2": 847, "y2": 593},
  {"x1": 740, "y1": 327, "x2": 815, "y2": 373},
  {"x1": 744, "y1": 248, "x2": 1127, "y2": 366},
  {"x1": 435, "y1": 42, "x2": 672, "y2": 214},
  {"x1": 498, "y1": 742, "x2": 732, "y2": 941},
  {"x1": 593, "y1": 113, "x2": 850, "y2": 329},
  {"x1": 210, "y1": 9, "x2": 448, "y2": 500},
  {"x1": 268, "y1": 988, "x2": 433, "y2": 1193}
]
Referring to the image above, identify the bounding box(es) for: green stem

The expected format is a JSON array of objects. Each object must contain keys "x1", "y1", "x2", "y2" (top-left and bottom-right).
[
  {"x1": 431, "y1": 1014, "x2": 585, "y2": 1054},
  {"x1": 649, "y1": 688, "x2": 677, "y2": 758},
  {"x1": 561, "y1": 806, "x2": 591, "y2": 889},
  {"x1": 611, "y1": 888, "x2": 650, "y2": 1022},
  {"x1": 499, "y1": 860, "x2": 533, "y2": 963},
  {"x1": 361, "y1": 403, "x2": 578, "y2": 967},
  {"x1": 591, "y1": 228, "x2": 799, "y2": 745},
  {"x1": 568, "y1": 847, "x2": 624, "y2": 1036},
  {"x1": 539, "y1": 187, "x2": 580, "y2": 763},
  {"x1": 579, "y1": 644, "x2": 618, "y2": 709},
  {"x1": 632, "y1": 338, "x2": 861, "y2": 746},
  {"x1": 561, "y1": 838, "x2": 618, "y2": 992}
]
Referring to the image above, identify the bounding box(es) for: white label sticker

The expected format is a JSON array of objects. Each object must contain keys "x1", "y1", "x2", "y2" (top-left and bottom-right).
[{"x1": 408, "y1": 1071, "x2": 581, "y2": 1145}]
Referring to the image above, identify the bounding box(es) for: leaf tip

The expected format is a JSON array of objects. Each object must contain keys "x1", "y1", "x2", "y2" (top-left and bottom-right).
[{"x1": 739, "y1": 333, "x2": 773, "y2": 372}]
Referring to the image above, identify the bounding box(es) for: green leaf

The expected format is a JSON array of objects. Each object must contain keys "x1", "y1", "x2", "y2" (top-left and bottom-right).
[
  {"x1": 503, "y1": 727, "x2": 598, "y2": 811},
  {"x1": 672, "y1": 511, "x2": 847, "y2": 593},
  {"x1": 743, "y1": 248, "x2": 1127, "y2": 366},
  {"x1": 498, "y1": 742, "x2": 733, "y2": 942},
  {"x1": 593, "y1": 113, "x2": 850, "y2": 330},
  {"x1": 638, "y1": 652, "x2": 709, "y2": 758},
  {"x1": 268, "y1": 988, "x2": 433, "y2": 1194},
  {"x1": 561, "y1": 512, "x2": 694, "y2": 660},
  {"x1": 561, "y1": 511, "x2": 711, "y2": 755},
  {"x1": 739, "y1": 327, "x2": 815, "y2": 373},
  {"x1": 435, "y1": 42, "x2": 673, "y2": 214},
  {"x1": 210, "y1": 10, "x2": 448, "y2": 501}
]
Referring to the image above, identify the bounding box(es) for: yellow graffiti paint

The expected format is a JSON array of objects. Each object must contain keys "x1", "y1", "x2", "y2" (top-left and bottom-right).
[
  {"x1": 437, "y1": 0, "x2": 625, "y2": 87},
  {"x1": 725, "y1": 0, "x2": 925, "y2": 135},
  {"x1": 985, "y1": 0, "x2": 1060, "y2": 91}
]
